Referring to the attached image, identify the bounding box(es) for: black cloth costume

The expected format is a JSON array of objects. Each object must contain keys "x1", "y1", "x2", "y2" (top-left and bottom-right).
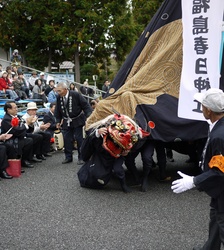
[{"x1": 77, "y1": 129, "x2": 126, "y2": 189}]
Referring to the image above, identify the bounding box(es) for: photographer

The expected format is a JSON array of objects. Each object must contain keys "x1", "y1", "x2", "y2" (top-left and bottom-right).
[{"x1": 10, "y1": 49, "x2": 22, "y2": 70}]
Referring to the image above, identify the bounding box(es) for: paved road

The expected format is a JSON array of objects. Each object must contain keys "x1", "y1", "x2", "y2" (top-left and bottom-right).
[{"x1": 0, "y1": 150, "x2": 211, "y2": 250}]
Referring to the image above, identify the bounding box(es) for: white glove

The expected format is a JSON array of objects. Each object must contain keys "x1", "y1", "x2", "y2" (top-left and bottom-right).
[{"x1": 171, "y1": 171, "x2": 195, "y2": 194}]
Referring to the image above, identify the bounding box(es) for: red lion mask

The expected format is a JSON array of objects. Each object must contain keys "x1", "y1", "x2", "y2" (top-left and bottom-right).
[{"x1": 102, "y1": 114, "x2": 152, "y2": 158}]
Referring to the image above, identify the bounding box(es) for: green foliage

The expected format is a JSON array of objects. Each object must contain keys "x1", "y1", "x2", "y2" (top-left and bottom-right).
[
  {"x1": 132, "y1": 0, "x2": 164, "y2": 36},
  {"x1": 0, "y1": 0, "x2": 164, "y2": 80},
  {"x1": 80, "y1": 63, "x2": 99, "y2": 85}
]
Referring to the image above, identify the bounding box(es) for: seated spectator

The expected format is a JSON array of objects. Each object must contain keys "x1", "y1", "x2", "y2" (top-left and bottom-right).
[
  {"x1": 17, "y1": 72, "x2": 30, "y2": 97},
  {"x1": 12, "y1": 74, "x2": 28, "y2": 100},
  {"x1": 22, "y1": 102, "x2": 52, "y2": 160},
  {"x1": 48, "y1": 87, "x2": 58, "y2": 103},
  {"x1": 45, "y1": 79, "x2": 55, "y2": 96},
  {"x1": 6, "y1": 66, "x2": 13, "y2": 75},
  {"x1": 7, "y1": 72, "x2": 14, "y2": 83},
  {"x1": 0, "y1": 71, "x2": 19, "y2": 100},
  {"x1": 39, "y1": 72, "x2": 47, "y2": 91},
  {"x1": 1, "y1": 101, "x2": 35, "y2": 168},
  {"x1": 12, "y1": 66, "x2": 19, "y2": 76},
  {"x1": 32, "y1": 79, "x2": 48, "y2": 103},
  {"x1": 28, "y1": 71, "x2": 38, "y2": 91},
  {"x1": 42, "y1": 103, "x2": 60, "y2": 137}
]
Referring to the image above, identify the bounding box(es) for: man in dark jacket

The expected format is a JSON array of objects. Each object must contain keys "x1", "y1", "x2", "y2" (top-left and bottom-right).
[
  {"x1": 54, "y1": 82, "x2": 92, "y2": 164},
  {"x1": 1, "y1": 101, "x2": 34, "y2": 168},
  {"x1": 171, "y1": 88, "x2": 224, "y2": 250},
  {"x1": 43, "y1": 103, "x2": 60, "y2": 137}
]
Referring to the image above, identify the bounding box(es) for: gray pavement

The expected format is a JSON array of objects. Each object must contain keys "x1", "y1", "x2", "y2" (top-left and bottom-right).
[{"x1": 0, "y1": 150, "x2": 211, "y2": 250}]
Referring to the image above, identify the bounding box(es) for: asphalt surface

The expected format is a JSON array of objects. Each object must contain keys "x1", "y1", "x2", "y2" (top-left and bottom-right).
[{"x1": 0, "y1": 149, "x2": 212, "y2": 250}]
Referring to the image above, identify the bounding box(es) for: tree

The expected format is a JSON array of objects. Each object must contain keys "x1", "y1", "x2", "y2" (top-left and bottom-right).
[
  {"x1": 107, "y1": 1, "x2": 138, "y2": 68},
  {"x1": 132, "y1": 0, "x2": 164, "y2": 36},
  {"x1": 0, "y1": 0, "x2": 143, "y2": 82}
]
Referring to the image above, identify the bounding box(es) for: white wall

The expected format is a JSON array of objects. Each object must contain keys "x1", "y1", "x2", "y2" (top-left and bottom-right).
[{"x1": 0, "y1": 48, "x2": 10, "y2": 70}]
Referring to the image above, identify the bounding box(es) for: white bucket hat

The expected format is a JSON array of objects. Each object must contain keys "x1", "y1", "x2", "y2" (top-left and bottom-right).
[{"x1": 27, "y1": 102, "x2": 38, "y2": 110}]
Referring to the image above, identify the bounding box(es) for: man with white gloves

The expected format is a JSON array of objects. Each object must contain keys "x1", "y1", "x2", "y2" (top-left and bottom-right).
[{"x1": 171, "y1": 88, "x2": 224, "y2": 250}]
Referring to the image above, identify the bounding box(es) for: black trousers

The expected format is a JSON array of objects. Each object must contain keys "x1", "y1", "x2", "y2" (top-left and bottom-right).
[
  {"x1": 125, "y1": 140, "x2": 155, "y2": 179},
  {"x1": 0, "y1": 144, "x2": 8, "y2": 171},
  {"x1": 113, "y1": 157, "x2": 125, "y2": 180},
  {"x1": 154, "y1": 141, "x2": 168, "y2": 180},
  {"x1": 63, "y1": 126, "x2": 83, "y2": 160},
  {"x1": 4, "y1": 137, "x2": 33, "y2": 162},
  {"x1": 201, "y1": 207, "x2": 224, "y2": 250},
  {"x1": 21, "y1": 137, "x2": 33, "y2": 162},
  {"x1": 3, "y1": 142, "x2": 17, "y2": 159},
  {"x1": 26, "y1": 131, "x2": 51, "y2": 155}
]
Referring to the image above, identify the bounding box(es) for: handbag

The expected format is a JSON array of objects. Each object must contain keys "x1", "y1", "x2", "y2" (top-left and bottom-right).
[{"x1": 7, "y1": 159, "x2": 21, "y2": 177}]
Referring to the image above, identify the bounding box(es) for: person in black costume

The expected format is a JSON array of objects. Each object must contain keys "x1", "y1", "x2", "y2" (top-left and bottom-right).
[
  {"x1": 171, "y1": 88, "x2": 224, "y2": 250},
  {"x1": 125, "y1": 138, "x2": 171, "y2": 192},
  {"x1": 77, "y1": 113, "x2": 150, "y2": 192}
]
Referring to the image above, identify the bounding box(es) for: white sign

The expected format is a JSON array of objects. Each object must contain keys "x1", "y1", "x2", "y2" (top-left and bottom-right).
[
  {"x1": 24, "y1": 72, "x2": 74, "y2": 85},
  {"x1": 178, "y1": 0, "x2": 224, "y2": 121}
]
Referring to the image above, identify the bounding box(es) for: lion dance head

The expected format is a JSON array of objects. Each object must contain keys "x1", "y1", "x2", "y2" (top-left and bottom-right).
[{"x1": 88, "y1": 113, "x2": 155, "y2": 158}]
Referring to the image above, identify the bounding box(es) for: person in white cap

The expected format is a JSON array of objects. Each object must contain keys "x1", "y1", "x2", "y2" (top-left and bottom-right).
[{"x1": 171, "y1": 88, "x2": 224, "y2": 250}]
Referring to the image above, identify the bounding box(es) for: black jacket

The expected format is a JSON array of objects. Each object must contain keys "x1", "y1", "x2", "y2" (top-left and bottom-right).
[
  {"x1": 194, "y1": 117, "x2": 224, "y2": 212},
  {"x1": 1, "y1": 113, "x2": 27, "y2": 155},
  {"x1": 43, "y1": 111, "x2": 57, "y2": 136},
  {"x1": 54, "y1": 90, "x2": 92, "y2": 129},
  {"x1": 78, "y1": 129, "x2": 117, "y2": 188}
]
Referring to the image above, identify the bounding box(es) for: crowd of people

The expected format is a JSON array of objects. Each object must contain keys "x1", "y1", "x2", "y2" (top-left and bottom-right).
[
  {"x1": 1, "y1": 56, "x2": 224, "y2": 247},
  {"x1": 0, "y1": 58, "x2": 199, "y2": 189},
  {"x1": 1, "y1": 43, "x2": 224, "y2": 249},
  {"x1": 0, "y1": 64, "x2": 193, "y2": 188},
  {"x1": 0, "y1": 60, "x2": 111, "y2": 180}
]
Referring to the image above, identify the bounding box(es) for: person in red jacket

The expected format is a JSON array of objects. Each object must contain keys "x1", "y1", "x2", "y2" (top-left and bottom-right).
[{"x1": 0, "y1": 71, "x2": 19, "y2": 100}]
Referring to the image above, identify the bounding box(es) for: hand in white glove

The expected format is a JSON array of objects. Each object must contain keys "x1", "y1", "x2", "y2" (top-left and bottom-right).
[{"x1": 171, "y1": 171, "x2": 195, "y2": 194}]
